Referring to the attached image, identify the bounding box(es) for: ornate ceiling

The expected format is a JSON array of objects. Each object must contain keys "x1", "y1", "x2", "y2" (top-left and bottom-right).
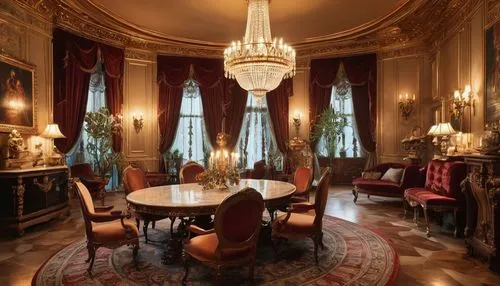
[{"x1": 10, "y1": 0, "x2": 483, "y2": 59}]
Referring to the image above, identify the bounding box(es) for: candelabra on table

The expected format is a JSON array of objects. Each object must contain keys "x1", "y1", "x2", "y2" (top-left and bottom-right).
[{"x1": 197, "y1": 122, "x2": 240, "y2": 190}]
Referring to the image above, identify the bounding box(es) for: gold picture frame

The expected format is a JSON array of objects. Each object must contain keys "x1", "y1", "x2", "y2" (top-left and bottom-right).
[{"x1": 0, "y1": 53, "x2": 37, "y2": 134}]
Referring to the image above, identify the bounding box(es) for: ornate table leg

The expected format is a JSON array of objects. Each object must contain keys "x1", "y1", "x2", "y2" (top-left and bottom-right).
[
  {"x1": 162, "y1": 217, "x2": 191, "y2": 265},
  {"x1": 13, "y1": 177, "x2": 25, "y2": 236}
]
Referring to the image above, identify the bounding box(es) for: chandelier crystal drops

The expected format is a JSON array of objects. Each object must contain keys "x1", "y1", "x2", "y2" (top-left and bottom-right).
[{"x1": 224, "y1": 0, "x2": 296, "y2": 98}]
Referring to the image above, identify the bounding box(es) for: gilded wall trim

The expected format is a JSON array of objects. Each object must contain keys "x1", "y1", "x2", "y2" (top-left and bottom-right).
[{"x1": 487, "y1": 0, "x2": 500, "y2": 27}]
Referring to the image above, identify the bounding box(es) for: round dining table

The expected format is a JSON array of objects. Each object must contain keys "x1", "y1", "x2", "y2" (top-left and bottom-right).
[
  {"x1": 126, "y1": 179, "x2": 296, "y2": 217},
  {"x1": 126, "y1": 179, "x2": 296, "y2": 264}
]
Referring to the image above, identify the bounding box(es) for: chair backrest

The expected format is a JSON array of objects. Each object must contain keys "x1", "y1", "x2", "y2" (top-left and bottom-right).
[
  {"x1": 250, "y1": 160, "x2": 267, "y2": 179},
  {"x1": 123, "y1": 165, "x2": 148, "y2": 194},
  {"x1": 425, "y1": 160, "x2": 467, "y2": 198},
  {"x1": 74, "y1": 181, "x2": 96, "y2": 238},
  {"x1": 179, "y1": 161, "x2": 205, "y2": 184},
  {"x1": 313, "y1": 167, "x2": 331, "y2": 228},
  {"x1": 71, "y1": 163, "x2": 94, "y2": 178},
  {"x1": 293, "y1": 167, "x2": 313, "y2": 194},
  {"x1": 214, "y1": 188, "x2": 264, "y2": 256}
]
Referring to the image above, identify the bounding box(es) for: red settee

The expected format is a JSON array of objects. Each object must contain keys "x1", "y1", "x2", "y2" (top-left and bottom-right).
[
  {"x1": 352, "y1": 163, "x2": 423, "y2": 203},
  {"x1": 404, "y1": 160, "x2": 467, "y2": 237}
]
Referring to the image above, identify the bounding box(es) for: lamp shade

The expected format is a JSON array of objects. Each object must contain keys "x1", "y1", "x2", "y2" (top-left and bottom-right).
[
  {"x1": 432, "y1": 122, "x2": 456, "y2": 136},
  {"x1": 40, "y1": 124, "x2": 66, "y2": 139},
  {"x1": 427, "y1": 124, "x2": 438, "y2": 136}
]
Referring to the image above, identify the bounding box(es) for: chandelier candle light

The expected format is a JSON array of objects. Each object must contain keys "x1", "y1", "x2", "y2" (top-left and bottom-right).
[{"x1": 224, "y1": 0, "x2": 296, "y2": 98}]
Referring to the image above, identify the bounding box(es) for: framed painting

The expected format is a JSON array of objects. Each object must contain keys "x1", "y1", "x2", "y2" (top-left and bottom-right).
[
  {"x1": 0, "y1": 54, "x2": 37, "y2": 134},
  {"x1": 486, "y1": 21, "x2": 500, "y2": 124}
]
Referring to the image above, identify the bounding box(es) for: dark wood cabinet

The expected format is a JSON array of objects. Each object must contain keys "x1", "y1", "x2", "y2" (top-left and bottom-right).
[
  {"x1": 0, "y1": 166, "x2": 70, "y2": 236},
  {"x1": 462, "y1": 155, "x2": 500, "y2": 273}
]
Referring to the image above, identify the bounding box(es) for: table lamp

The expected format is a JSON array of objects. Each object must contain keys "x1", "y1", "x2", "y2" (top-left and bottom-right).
[
  {"x1": 432, "y1": 122, "x2": 456, "y2": 155},
  {"x1": 40, "y1": 123, "x2": 66, "y2": 166}
]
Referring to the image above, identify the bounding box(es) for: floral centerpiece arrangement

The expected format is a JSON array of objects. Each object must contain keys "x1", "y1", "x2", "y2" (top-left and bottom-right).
[{"x1": 84, "y1": 107, "x2": 122, "y2": 179}]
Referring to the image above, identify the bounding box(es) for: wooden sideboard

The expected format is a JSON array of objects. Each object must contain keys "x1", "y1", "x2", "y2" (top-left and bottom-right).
[
  {"x1": 0, "y1": 166, "x2": 71, "y2": 236},
  {"x1": 462, "y1": 155, "x2": 500, "y2": 273}
]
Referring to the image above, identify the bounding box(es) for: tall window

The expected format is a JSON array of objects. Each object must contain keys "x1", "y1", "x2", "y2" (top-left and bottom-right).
[
  {"x1": 170, "y1": 79, "x2": 208, "y2": 164},
  {"x1": 236, "y1": 95, "x2": 280, "y2": 169},
  {"x1": 317, "y1": 84, "x2": 361, "y2": 158}
]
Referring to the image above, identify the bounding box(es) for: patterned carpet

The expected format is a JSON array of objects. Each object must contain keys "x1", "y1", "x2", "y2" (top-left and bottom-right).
[{"x1": 32, "y1": 215, "x2": 398, "y2": 285}]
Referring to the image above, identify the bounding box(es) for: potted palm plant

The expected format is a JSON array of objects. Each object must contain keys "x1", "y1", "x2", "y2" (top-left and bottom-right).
[{"x1": 310, "y1": 107, "x2": 348, "y2": 163}]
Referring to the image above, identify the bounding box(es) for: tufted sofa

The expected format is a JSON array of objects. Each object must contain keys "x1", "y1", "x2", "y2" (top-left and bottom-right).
[
  {"x1": 404, "y1": 160, "x2": 467, "y2": 237},
  {"x1": 352, "y1": 163, "x2": 423, "y2": 203}
]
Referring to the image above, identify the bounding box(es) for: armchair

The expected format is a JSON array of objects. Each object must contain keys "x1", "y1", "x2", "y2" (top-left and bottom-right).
[
  {"x1": 74, "y1": 181, "x2": 139, "y2": 273},
  {"x1": 352, "y1": 162, "x2": 423, "y2": 203},
  {"x1": 182, "y1": 188, "x2": 264, "y2": 285},
  {"x1": 123, "y1": 166, "x2": 169, "y2": 242},
  {"x1": 290, "y1": 167, "x2": 313, "y2": 203},
  {"x1": 71, "y1": 163, "x2": 106, "y2": 205},
  {"x1": 179, "y1": 161, "x2": 205, "y2": 184},
  {"x1": 404, "y1": 160, "x2": 467, "y2": 237},
  {"x1": 272, "y1": 167, "x2": 331, "y2": 263},
  {"x1": 129, "y1": 160, "x2": 167, "y2": 187}
]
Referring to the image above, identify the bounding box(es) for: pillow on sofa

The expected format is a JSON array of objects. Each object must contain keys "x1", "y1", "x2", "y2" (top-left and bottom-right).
[
  {"x1": 362, "y1": 172, "x2": 382, "y2": 180},
  {"x1": 380, "y1": 168, "x2": 404, "y2": 184}
]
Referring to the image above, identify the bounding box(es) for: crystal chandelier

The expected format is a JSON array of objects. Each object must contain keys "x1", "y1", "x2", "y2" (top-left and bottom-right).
[{"x1": 224, "y1": 0, "x2": 296, "y2": 98}]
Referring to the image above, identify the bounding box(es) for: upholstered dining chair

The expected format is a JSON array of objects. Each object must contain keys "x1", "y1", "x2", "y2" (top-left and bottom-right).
[
  {"x1": 182, "y1": 188, "x2": 264, "y2": 285},
  {"x1": 179, "y1": 161, "x2": 205, "y2": 184},
  {"x1": 290, "y1": 167, "x2": 313, "y2": 203},
  {"x1": 272, "y1": 167, "x2": 331, "y2": 263},
  {"x1": 123, "y1": 165, "x2": 169, "y2": 243},
  {"x1": 74, "y1": 181, "x2": 139, "y2": 273},
  {"x1": 71, "y1": 163, "x2": 107, "y2": 205}
]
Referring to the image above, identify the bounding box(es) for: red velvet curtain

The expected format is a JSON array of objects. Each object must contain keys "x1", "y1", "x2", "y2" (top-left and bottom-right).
[
  {"x1": 267, "y1": 79, "x2": 293, "y2": 153},
  {"x1": 308, "y1": 54, "x2": 377, "y2": 167},
  {"x1": 53, "y1": 29, "x2": 97, "y2": 153},
  {"x1": 101, "y1": 44, "x2": 124, "y2": 153},
  {"x1": 309, "y1": 58, "x2": 341, "y2": 148}
]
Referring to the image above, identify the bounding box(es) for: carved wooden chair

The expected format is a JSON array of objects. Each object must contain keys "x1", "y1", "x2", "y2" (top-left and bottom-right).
[
  {"x1": 272, "y1": 167, "x2": 331, "y2": 263},
  {"x1": 182, "y1": 188, "x2": 264, "y2": 285},
  {"x1": 179, "y1": 161, "x2": 205, "y2": 184},
  {"x1": 74, "y1": 181, "x2": 139, "y2": 273},
  {"x1": 290, "y1": 167, "x2": 313, "y2": 203},
  {"x1": 123, "y1": 165, "x2": 170, "y2": 242},
  {"x1": 128, "y1": 160, "x2": 167, "y2": 187},
  {"x1": 71, "y1": 163, "x2": 106, "y2": 205}
]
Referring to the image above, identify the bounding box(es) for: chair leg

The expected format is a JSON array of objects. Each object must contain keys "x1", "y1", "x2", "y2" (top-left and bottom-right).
[
  {"x1": 453, "y1": 208, "x2": 459, "y2": 238},
  {"x1": 313, "y1": 236, "x2": 319, "y2": 264},
  {"x1": 136, "y1": 218, "x2": 140, "y2": 230},
  {"x1": 367, "y1": 194, "x2": 370, "y2": 199},
  {"x1": 87, "y1": 245, "x2": 97, "y2": 274},
  {"x1": 85, "y1": 243, "x2": 93, "y2": 263},
  {"x1": 182, "y1": 252, "x2": 190, "y2": 285},
  {"x1": 352, "y1": 189, "x2": 358, "y2": 203},
  {"x1": 413, "y1": 207, "x2": 418, "y2": 225},
  {"x1": 152, "y1": 220, "x2": 156, "y2": 229},
  {"x1": 170, "y1": 217, "x2": 176, "y2": 236},
  {"x1": 423, "y1": 207, "x2": 431, "y2": 237},
  {"x1": 403, "y1": 200, "x2": 408, "y2": 220},
  {"x1": 215, "y1": 266, "x2": 223, "y2": 286},
  {"x1": 143, "y1": 220, "x2": 150, "y2": 243},
  {"x1": 319, "y1": 231, "x2": 325, "y2": 250}
]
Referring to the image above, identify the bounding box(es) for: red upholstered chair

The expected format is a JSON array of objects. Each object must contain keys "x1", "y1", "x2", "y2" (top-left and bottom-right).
[
  {"x1": 290, "y1": 167, "x2": 313, "y2": 203},
  {"x1": 71, "y1": 163, "x2": 107, "y2": 205},
  {"x1": 182, "y1": 188, "x2": 264, "y2": 285},
  {"x1": 74, "y1": 181, "x2": 139, "y2": 273},
  {"x1": 179, "y1": 161, "x2": 205, "y2": 184},
  {"x1": 352, "y1": 162, "x2": 423, "y2": 203},
  {"x1": 129, "y1": 160, "x2": 167, "y2": 187},
  {"x1": 272, "y1": 167, "x2": 331, "y2": 263},
  {"x1": 123, "y1": 166, "x2": 169, "y2": 243},
  {"x1": 404, "y1": 160, "x2": 467, "y2": 237}
]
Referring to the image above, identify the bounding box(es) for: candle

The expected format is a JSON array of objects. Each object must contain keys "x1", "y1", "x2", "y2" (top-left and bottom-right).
[
  {"x1": 399, "y1": 94, "x2": 402, "y2": 101},
  {"x1": 412, "y1": 94, "x2": 416, "y2": 101},
  {"x1": 454, "y1": 90, "x2": 460, "y2": 99}
]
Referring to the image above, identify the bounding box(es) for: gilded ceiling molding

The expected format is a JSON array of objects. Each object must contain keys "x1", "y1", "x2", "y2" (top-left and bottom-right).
[
  {"x1": 378, "y1": 45, "x2": 428, "y2": 61},
  {"x1": 124, "y1": 49, "x2": 156, "y2": 63},
  {"x1": 3, "y1": 1, "x2": 53, "y2": 35},
  {"x1": 487, "y1": 0, "x2": 500, "y2": 28}
]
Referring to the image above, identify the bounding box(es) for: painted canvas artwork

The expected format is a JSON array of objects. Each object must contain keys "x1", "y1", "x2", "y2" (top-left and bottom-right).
[
  {"x1": 486, "y1": 22, "x2": 500, "y2": 124},
  {"x1": 0, "y1": 55, "x2": 36, "y2": 133}
]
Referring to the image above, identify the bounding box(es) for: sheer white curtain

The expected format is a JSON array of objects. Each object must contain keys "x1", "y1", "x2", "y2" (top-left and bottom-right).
[
  {"x1": 236, "y1": 95, "x2": 279, "y2": 169},
  {"x1": 170, "y1": 80, "x2": 209, "y2": 164},
  {"x1": 317, "y1": 86, "x2": 362, "y2": 158}
]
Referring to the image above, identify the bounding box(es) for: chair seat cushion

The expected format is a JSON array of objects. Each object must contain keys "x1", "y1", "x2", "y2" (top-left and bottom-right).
[
  {"x1": 352, "y1": 178, "x2": 401, "y2": 194},
  {"x1": 273, "y1": 212, "x2": 315, "y2": 235},
  {"x1": 92, "y1": 219, "x2": 139, "y2": 242},
  {"x1": 184, "y1": 233, "x2": 251, "y2": 262},
  {"x1": 404, "y1": 188, "x2": 457, "y2": 207}
]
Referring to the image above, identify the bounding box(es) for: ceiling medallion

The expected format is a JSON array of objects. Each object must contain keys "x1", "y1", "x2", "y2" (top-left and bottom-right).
[{"x1": 223, "y1": 0, "x2": 295, "y2": 98}]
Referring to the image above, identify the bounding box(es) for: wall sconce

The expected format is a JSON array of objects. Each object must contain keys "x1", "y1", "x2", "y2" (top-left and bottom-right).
[
  {"x1": 132, "y1": 112, "x2": 144, "y2": 134},
  {"x1": 451, "y1": 84, "x2": 474, "y2": 119},
  {"x1": 398, "y1": 93, "x2": 416, "y2": 120},
  {"x1": 289, "y1": 110, "x2": 306, "y2": 151}
]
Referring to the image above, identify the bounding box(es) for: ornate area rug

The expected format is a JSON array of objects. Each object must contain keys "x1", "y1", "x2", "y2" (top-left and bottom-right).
[{"x1": 32, "y1": 216, "x2": 398, "y2": 285}]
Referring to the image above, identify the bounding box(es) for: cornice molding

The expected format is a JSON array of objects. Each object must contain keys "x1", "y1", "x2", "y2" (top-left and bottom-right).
[
  {"x1": 124, "y1": 49, "x2": 156, "y2": 63},
  {"x1": 9, "y1": 0, "x2": 476, "y2": 59},
  {"x1": 487, "y1": 0, "x2": 500, "y2": 28}
]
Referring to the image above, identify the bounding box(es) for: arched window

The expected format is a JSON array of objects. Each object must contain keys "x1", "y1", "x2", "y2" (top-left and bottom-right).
[
  {"x1": 170, "y1": 79, "x2": 209, "y2": 164},
  {"x1": 236, "y1": 95, "x2": 280, "y2": 169}
]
